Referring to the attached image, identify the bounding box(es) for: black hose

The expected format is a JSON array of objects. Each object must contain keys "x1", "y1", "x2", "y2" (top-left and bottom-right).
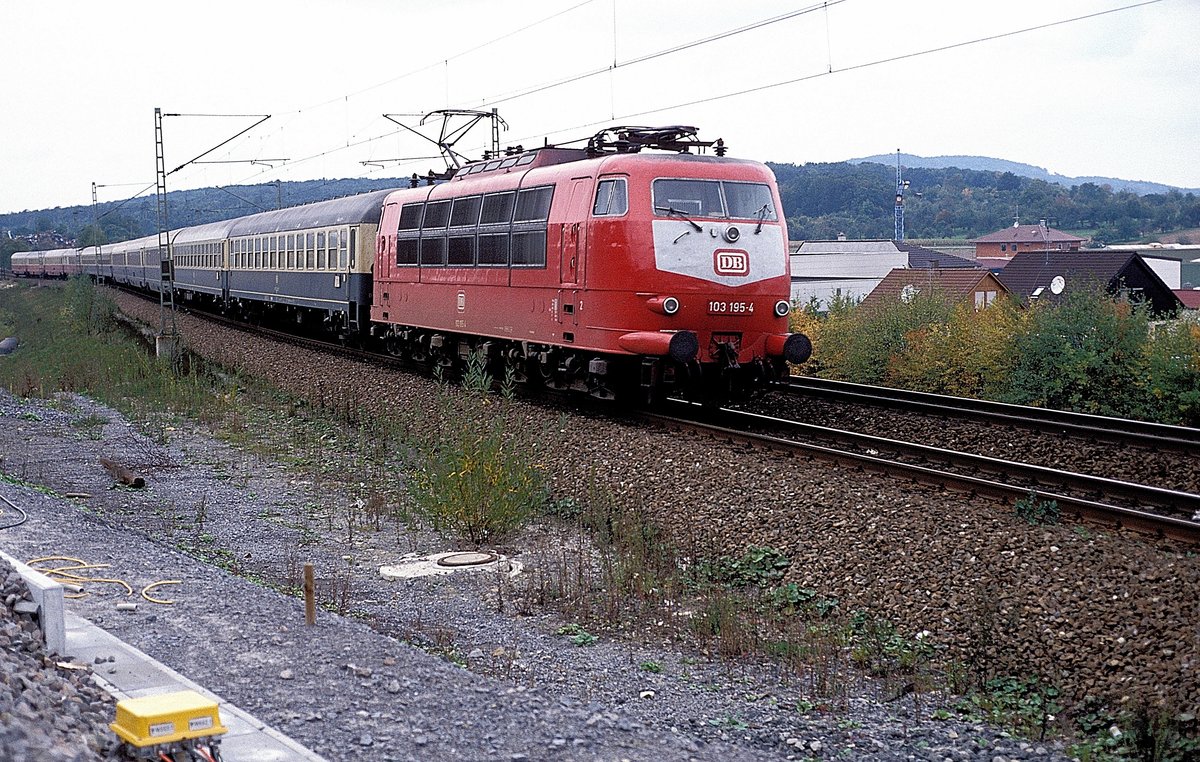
[{"x1": 0, "y1": 493, "x2": 29, "y2": 530}]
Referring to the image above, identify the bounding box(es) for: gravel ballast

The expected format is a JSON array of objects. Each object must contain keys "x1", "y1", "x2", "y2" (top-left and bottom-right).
[{"x1": 0, "y1": 288, "x2": 1195, "y2": 758}]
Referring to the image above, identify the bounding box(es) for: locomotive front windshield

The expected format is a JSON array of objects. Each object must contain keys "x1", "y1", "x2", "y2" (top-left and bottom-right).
[{"x1": 652, "y1": 179, "x2": 776, "y2": 221}]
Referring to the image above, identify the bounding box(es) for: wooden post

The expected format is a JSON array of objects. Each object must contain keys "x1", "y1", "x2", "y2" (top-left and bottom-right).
[{"x1": 303, "y1": 563, "x2": 315, "y2": 626}]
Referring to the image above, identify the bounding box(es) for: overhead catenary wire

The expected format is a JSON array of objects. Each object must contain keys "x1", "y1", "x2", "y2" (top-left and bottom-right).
[{"x1": 500, "y1": 0, "x2": 1166, "y2": 151}]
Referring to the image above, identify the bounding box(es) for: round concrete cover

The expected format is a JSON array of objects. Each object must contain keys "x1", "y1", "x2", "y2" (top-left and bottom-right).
[{"x1": 436, "y1": 551, "x2": 499, "y2": 568}]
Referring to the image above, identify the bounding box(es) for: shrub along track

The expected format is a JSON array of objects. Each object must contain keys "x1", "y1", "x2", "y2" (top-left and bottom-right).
[{"x1": 109, "y1": 292, "x2": 1200, "y2": 732}]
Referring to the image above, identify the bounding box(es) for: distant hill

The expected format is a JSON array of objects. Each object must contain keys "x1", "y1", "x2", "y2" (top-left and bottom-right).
[{"x1": 847, "y1": 153, "x2": 1200, "y2": 197}]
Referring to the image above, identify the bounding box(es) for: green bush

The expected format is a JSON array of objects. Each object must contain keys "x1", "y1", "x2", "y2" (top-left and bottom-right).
[{"x1": 407, "y1": 353, "x2": 545, "y2": 546}]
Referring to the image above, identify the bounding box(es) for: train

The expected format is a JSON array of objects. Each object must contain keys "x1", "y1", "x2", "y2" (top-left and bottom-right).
[{"x1": 11, "y1": 126, "x2": 811, "y2": 401}]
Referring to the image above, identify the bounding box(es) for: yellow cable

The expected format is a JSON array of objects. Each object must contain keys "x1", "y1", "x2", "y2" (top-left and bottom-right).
[
  {"x1": 140, "y1": 581, "x2": 181, "y2": 605},
  {"x1": 27, "y1": 555, "x2": 89, "y2": 567}
]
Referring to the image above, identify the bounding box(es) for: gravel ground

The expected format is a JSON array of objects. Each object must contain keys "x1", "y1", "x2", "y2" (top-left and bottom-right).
[
  {"x1": 0, "y1": 390, "x2": 1069, "y2": 762},
  {"x1": 0, "y1": 287, "x2": 1195, "y2": 759}
]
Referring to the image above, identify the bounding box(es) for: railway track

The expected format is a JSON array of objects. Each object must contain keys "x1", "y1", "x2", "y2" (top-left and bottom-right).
[
  {"x1": 653, "y1": 400, "x2": 1200, "y2": 545},
  {"x1": 782, "y1": 375, "x2": 1200, "y2": 452},
  {"x1": 129, "y1": 291, "x2": 1200, "y2": 543}
]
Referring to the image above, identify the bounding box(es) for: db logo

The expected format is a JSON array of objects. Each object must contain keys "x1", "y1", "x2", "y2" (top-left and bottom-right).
[{"x1": 713, "y1": 249, "x2": 750, "y2": 276}]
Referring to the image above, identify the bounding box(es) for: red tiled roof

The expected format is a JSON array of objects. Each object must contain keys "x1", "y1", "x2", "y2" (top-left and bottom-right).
[
  {"x1": 860, "y1": 267, "x2": 1008, "y2": 309},
  {"x1": 1174, "y1": 290, "x2": 1200, "y2": 309},
  {"x1": 972, "y1": 224, "x2": 1084, "y2": 244}
]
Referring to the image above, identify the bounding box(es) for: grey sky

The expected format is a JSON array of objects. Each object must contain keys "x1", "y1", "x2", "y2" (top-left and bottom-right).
[{"x1": 2, "y1": 0, "x2": 1196, "y2": 214}]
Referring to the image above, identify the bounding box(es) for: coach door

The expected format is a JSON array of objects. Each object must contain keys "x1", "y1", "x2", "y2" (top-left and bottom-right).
[{"x1": 560, "y1": 177, "x2": 593, "y2": 288}]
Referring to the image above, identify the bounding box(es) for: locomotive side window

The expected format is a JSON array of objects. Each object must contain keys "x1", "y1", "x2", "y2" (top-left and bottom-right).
[
  {"x1": 593, "y1": 178, "x2": 628, "y2": 216},
  {"x1": 397, "y1": 204, "x2": 422, "y2": 266},
  {"x1": 446, "y1": 196, "x2": 481, "y2": 267},
  {"x1": 450, "y1": 196, "x2": 482, "y2": 227},
  {"x1": 422, "y1": 201, "x2": 451, "y2": 229},
  {"x1": 480, "y1": 192, "x2": 515, "y2": 224},
  {"x1": 511, "y1": 231, "x2": 547, "y2": 266},
  {"x1": 398, "y1": 204, "x2": 423, "y2": 231},
  {"x1": 477, "y1": 234, "x2": 509, "y2": 266},
  {"x1": 397, "y1": 238, "x2": 419, "y2": 265},
  {"x1": 448, "y1": 236, "x2": 475, "y2": 266},
  {"x1": 477, "y1": 191, "x2": 516, "y2": 267},
  {"x1": 420, "y1": 236, "x2": 447, "y2": 266},
  {"x1": 652, "y1": 179, "x2": 723, "y2": 217},
  {"x1": 514, "y1": 187, "x2": 552, "y2": 221}
]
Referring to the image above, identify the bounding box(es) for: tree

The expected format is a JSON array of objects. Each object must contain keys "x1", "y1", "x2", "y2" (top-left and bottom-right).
[{"x1": 0, "y1": 237, "x2": 31, "y2": 271}]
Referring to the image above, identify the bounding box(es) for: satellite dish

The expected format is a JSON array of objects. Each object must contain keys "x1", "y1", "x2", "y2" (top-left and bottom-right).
[
  {"x1": 900, "y1": 284, "x2": 919, "y2": 303},
  {"x1": 1050, "y1": 275, "x2": 1066, "y2": 295}
]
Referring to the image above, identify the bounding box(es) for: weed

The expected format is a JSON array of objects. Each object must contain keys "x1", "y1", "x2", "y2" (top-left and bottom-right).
[
  {"x1": 407, "y1": 356, "x2": 545, "y2": 546},
  {"x1": 556, "y1": 623, "x2": 598, "y2": 647},
  {"x1": 639, "y1": 660, "x2": 663, "y2": 674},
  {"x1": 1014, "y1": 489, "x2": 1060, "y2": 525},
  {"x1": 696, "y1": 545, "x2": 790, "y2": 588}
]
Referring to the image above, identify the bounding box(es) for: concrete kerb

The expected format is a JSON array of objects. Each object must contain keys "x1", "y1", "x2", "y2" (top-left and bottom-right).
[{"x1": 1, "y1": 548, "x2": 66, "y2": 655}]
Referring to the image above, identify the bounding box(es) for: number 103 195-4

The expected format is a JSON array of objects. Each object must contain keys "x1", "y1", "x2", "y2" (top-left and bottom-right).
[{"x1": 707, "y1": 300, "x2": 755, "y2": 314}]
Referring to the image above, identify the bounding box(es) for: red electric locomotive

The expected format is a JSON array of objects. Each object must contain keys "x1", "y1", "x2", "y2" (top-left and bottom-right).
[{"x1": 371, "y1": 126, "x2": 810, "y2": 401}]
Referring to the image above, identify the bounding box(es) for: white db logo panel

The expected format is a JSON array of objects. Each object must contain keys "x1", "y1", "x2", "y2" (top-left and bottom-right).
[{"x1": 713, "y1": 249, "x2": 750, "y2": 277}]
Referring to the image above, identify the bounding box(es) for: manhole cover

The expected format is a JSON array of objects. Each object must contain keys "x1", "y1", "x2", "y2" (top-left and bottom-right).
[{"x1": 436, "y1": 552, "x2": 499, "y2": 568}]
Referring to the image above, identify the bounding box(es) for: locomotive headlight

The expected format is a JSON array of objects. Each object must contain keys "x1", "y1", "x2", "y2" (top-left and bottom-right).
[
  {"x1": 723, "y1": 225, "x2": 741, "y2": 243},
  {"x1": 647, "y1": 295, "x2": 680, "y2": 315},
  {"x1": 774, "y1": 300, "x2": 791, "y2": 317}
]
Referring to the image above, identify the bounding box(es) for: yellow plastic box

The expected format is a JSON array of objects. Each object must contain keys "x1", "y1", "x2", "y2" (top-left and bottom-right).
[{"x1": 111, "y1": 690, "x2": 228, "y2": 747}]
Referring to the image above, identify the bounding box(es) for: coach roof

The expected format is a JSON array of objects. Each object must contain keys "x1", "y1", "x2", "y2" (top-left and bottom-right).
[{"x1": 227, "y1": 189, "x2": 395, "y2": 237}]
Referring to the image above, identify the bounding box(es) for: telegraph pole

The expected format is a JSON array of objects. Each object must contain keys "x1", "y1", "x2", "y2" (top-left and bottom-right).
[{"x1": 151, "y1": 107, "x2": 271, "y2": 369}]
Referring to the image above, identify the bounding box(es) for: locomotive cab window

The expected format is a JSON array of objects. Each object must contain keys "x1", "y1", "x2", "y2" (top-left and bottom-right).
[
  {"x1": 652, "y1": 179, "x2": 776, "y2": 221},
  {"x1": 653, "y1": 179, "x2": 723, "y2": 217},
  {"x1": 724, "y1": 182, "x2": 776, "y2": 221},
  {"x1": 593, "y1": 178, "x2": 628, "y2": 216}
]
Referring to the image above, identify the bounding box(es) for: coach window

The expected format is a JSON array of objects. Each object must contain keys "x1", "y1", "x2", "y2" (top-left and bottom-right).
[
  {"x1": 511, "y1": 186, "x2": 552, "y2": 267},
  {"x1": 253, "y1": 238, "x2": 261, "y2": 269},
  {"x1": 306, "y1": 233, "x2": 316, "y2": 269},
  {"x1": 331, "y1": 230, "x2": 344, "y2": 269},
  {"x1": 317, "y1": 231, "x2": 327, "y2": 270},
  {"x1": 593, "y1": 178, "x2": 628, "y2": 216}
]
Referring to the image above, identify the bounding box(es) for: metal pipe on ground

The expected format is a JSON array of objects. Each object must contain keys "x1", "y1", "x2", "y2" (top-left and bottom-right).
[{"x1": 99, "y1": 457, "x2": 145, "y2": 489}]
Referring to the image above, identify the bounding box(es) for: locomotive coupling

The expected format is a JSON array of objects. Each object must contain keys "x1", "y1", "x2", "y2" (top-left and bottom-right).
[
  {"x1": 618, "y1": 330, "x2": 699, "y2": 362},
  {"x1": 766, "y1": 333, "x2": 813, "y2": 364}
]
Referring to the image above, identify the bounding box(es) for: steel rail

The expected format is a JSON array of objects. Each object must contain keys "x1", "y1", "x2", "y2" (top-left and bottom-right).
[
  {"x1": 653, "y1": 402, "x2": 1200, "y2": 545},
  {"x1": 782, "y1": 375, "x2": 1200, "y2": 451}
]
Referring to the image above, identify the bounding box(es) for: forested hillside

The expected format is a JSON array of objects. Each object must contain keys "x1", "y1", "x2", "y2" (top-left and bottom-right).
[
  {"x1": 0, "y1": 177, "x2": 411, "y2": 249},
  {"x1": 771, "y1": 161, "x2": 1200, "y2": 244},
  {"x1": 4, "y1": 162, "x2": 1199, "y2": 251}
]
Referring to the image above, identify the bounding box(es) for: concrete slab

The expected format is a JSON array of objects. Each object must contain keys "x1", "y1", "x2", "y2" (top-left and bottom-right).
[
  {"x1": 58, "y1": 611, "x2": 327, "y2": 761},
  {"x1": 0, "y1": 549, "x2": 66, "y2": 655}
]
